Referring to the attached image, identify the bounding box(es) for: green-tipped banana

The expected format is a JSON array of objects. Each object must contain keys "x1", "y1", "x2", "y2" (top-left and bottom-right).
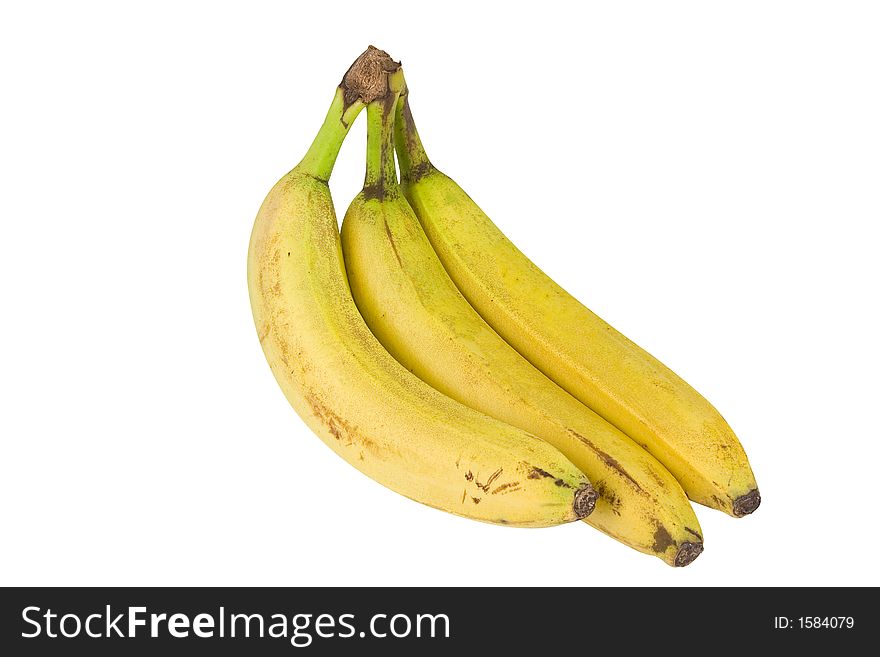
[
  {"x1": 341, "y1": 80, "x2": 704, "y2": 567},
  {"x1": 393, "y1": 81, "x2": 759, "y2": 518},
  {"x1": 247, "y1": 47, "x2": 596, "y2": 528}
]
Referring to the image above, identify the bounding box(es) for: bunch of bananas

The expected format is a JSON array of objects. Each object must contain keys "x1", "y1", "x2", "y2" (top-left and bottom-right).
[{"x1": 247, "y1": 47, "x2": 760, "y2": 567}]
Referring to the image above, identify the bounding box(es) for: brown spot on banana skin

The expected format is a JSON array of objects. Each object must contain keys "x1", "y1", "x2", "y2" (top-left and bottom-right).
[
  {"x1": 363, "y1": 148, "x2": 402, "y2": 201},
  {"x1": 685, "y1": 527, "x2": 703, "y2": 541},
  {"x1": 476, "y1": 468, "x2": 503, "y2": 492},
  {"x1": 491, "y1": 482, "x2": 521, "y2": 495},
  {"x1": 652, "y1": 523, "x2": 675, "y2": 553},
  {"x1": 405, "y1": 161, "x2": 434, "y2": 183},
  {"x1": 464, "y1": 470, "x2": 473, "y2": 481},
  {"x1": 471, "y1": 497, "x2": 481, "y2": 505},
  {"x1": 383, "y1": 219, "x2": 404, "y2": 267},
  {"x1": 568, "y1": 429, "x2": 645, "y2": 494},
  {"x1": 277, "y1": 339, "x2": 292, "y2": 369},
  {"x1": 593, "y1": 481, "x2": 622, "y2": 515},
  {"x1": 527, "y1": 466, "x2": 571, "y2": 489},
  {"x1": 304, "y1": 392, "x2": 383, "y2": 457},
  {"x1": 305, "y1": 393, "x2": 325, "y2": 423},
  {"x1": 528, "y1": 467, "x2": 551, "y2": 479},
  {"x1": 648, "y1": 469, "x2": 668, "y2": 489},
  {"x1": 362, "y1": 183, "x2": 387, "y2": 201},
  {"x1": 257, "y1": 323, "x2": 271, "y2": 344}
]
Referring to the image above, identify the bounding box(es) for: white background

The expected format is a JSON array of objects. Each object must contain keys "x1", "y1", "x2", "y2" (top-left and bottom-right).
[{"x1": 2, "y1": 1, "x2": 878, "y2": 587}]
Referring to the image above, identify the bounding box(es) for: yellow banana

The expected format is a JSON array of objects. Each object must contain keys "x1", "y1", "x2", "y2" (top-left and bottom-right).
[
  {"x1": 341, "y1": 97, "x2": 704, "y2": 567},
  {"x1": 393, "y1": 84, "x2": 760, "y2": 518},
  {"x1": 247, "y1": 47, "x2": 597, "y2": 527}
]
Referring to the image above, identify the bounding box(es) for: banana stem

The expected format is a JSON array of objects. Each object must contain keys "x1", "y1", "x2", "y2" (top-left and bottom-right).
[
  {"x1": 363, "y1": 69, "x2": 404, "y2": 198},
  {"x1": 296, "y1": 88, "x2": 364, "y2": 182},
  {"x1": 393, "y1": 84, "x2": 433, "y2": 182},
  {"x1": 363, "y1": 97, "x2": 398, "y2": 194},
  {"x1": 297, "y1": 46, "x2": 403, "y2": 181}
]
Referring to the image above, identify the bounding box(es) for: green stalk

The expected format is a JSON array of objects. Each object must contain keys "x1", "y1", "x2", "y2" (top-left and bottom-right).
[
  {"x1": 296, "y1": 88, "x2": 365, "y2": 181},
  {"x1": 393, "y1": 79, "x2": 433, "y2": 182},
  {"x1": 363, "y1": 69, "x2": 404, "y2": 198}
]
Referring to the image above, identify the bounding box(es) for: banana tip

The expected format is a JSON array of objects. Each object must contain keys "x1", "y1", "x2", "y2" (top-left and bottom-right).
[
  {"x1": 573, "y1": 485, "x2": 599, "y2": 519},
  {"x1": 674, "y1": 542, "x2": 704, "y2": 567},
  {"x1": 732, "y1": 489, "x2": 761, "y2": 517}
]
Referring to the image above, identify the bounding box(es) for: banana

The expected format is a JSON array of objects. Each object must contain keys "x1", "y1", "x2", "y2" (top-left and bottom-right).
[
  {"x1": 247, "y1": 47, "x2": 597, "y2": 528},
  {"x1": 393, "y1": 84, "x2": 760, "y2": 518},
  {"x1": 341, "y1": 102, "x2": 703, "y2": 568}
]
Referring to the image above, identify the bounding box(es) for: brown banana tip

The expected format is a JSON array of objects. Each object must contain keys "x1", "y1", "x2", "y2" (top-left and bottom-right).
[
  {"x1": 341, "y1": 46, "x2": 401, "y2": 107},
  {"x1": 674, "y1": 542, "x2": 704, "y2": 567},
  {"x1": 573, "y1": 485, "x2": 599, "y2": 519},
  {"x1": 732, "y1": 489, "x2": 761, "y2": 517}
]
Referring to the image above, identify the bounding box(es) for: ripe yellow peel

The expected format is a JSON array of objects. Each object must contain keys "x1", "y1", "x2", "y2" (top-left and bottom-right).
[
  {"x1": 394, "y1": 90, "x2": 759, "y2": 518},
  {"x1": 247, "y1": 61, "x2": 595, "y2": 527},
  {"x1": 342, "y1": 182, "x2": 705, "y2": 566}
]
